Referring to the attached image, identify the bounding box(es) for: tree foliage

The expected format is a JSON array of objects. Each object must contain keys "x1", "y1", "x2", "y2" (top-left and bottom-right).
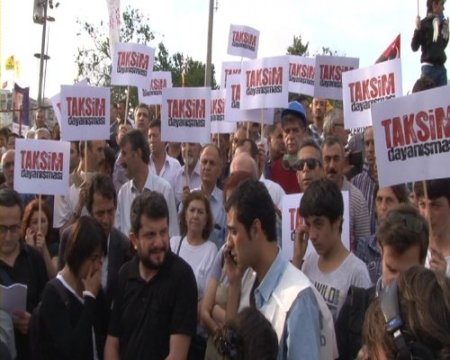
[
  {"x1": 75, "y1": 6, "x2": 216, "y2": 110},
  {"x1": 287, "y1": 35, "x2": 309, "y2": 56}
]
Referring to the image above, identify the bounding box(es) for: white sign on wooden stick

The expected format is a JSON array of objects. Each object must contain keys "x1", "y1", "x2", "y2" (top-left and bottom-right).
[
  {"x1": 288, "y1": 55, "x2": 315, "y2": 96},
  {"x1": 14, "y1": 139, "x2": 70, "y2": 196},
  {"x1": 371, "y1": 85, "x2": 450, "y2": 187},
  {"x1": 343, "y1": 58, "x2": 402, "y2": 130},
  {"x1": 221, "y1": 61, "x2": 242, "y2": 89},
  {"x1": 161, "y1": 87, "x2": 211, "y2": 144},
  {"x1": 139, "y1": 71, "x2": 173, "y2": 106},
  {"x1": 111, "y1": 42, "x2": 155, "y2": 89},
  {"x1": 227, "y1": 24, "x2": 259, "y2": 59},
  {"x1": 60, "y1": 85, "x2": 110, "y2": 141},
  {"x1": 314, "y1": 55, "x2": 359, "y2": 100},
  {"x1": 211, "y1": 89, "x2": 236, "y2": 134},
  {"x1": 240, "y1": 56, "x2": 289, "y2": 110}
]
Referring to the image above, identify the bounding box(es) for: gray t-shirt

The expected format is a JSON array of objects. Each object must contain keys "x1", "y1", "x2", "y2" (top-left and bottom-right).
[{"x1": 302, "y1": 252, "x2": 372, "y2": 322}]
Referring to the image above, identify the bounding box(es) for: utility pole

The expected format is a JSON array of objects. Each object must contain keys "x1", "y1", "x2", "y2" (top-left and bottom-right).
[{"x1": 204, "y1": 0, "x2": 214, "y2": 87}]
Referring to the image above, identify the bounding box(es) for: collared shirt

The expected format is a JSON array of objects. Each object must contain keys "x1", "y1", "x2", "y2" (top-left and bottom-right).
[
  {"x1": 341, "y1": 177, "x2": 371, "y2": 250},
  {"x1": 351, "y1": 166, "x2": 377, "y2": 234},
  {"x1": 260, "y1": 174, "x2": 286, "y2": 210},
  {"x1": 308, "y1": 124, "x2": 323, "y2": 147},
  {"x1": 255, "y1": 251, "x2": 321, "y2": 360},
  {"x1": 174, "y1": 161, "x2": 202, "y2": 205},
  {"x1": 354, "y1": 235, "x2": 381, "y2": 284},
  {"x1": 113, "y1": 154, "x2": 129, "y2": 193},
  {"x1": 115, "y1": 173, "x2": 180, "y2": 237},
  {"x1": 149, "y1": 154, "x2": 181, "y2": 191},
  {"x1": 192, "y1": 186, "x2": 226, "y2": 249}
]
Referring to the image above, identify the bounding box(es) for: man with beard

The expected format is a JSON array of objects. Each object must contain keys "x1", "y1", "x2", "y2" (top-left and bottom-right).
[{"x1": 105, "y1": 191, "x2": 197, "y2": 360}]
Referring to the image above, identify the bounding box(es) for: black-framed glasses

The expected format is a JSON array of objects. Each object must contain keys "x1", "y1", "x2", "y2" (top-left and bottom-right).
[
  {"x1": 0, "y1": 224, "x2": 21, "y2": 236},
  {"x1": 290, "y1": 158, "x2": 322, "y2": 171}
]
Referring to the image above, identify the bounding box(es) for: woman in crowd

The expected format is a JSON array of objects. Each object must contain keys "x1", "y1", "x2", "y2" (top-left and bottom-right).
[
  {"x1": 355, "y1": 184, "x2": 409, "y2": 283},
  {"x1": 362, "y1": 266, "x2": 450, "y2": 359},
  {"x1": 214, "y1": 307, "x2": 278, "y2": 360},
  {"x1": 170, "y1": 190, "x2": 218, "y2": 359},
  {"x1": 201, "y1": 171, "x2": 254, "y2": 360},
  {"x1": 22, "y1": 199, "x2": 58, "y2": 278},
  {"x1": 35, "y1": 216, "x2": 108, "y2": 360}
]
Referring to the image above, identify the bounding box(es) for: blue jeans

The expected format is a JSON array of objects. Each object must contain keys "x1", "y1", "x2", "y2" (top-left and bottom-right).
[{"x1": 421, "y1": 64, "x2": 448, "y2": 87}]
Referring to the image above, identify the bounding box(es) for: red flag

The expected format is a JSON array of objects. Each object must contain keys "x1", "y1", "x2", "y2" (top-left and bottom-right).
[{"x1": 375, "y1": 34, "x2": 401, "y2": 63}]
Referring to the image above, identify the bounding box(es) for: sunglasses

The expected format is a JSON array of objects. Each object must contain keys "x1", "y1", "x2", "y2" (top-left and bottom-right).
[{"x1": 290, "y1": 158, "x2": 322, "y2": 171}]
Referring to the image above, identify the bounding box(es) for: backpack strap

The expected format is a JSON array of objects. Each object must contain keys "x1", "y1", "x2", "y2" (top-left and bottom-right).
[{"x1": 176, "y1": 236, "x2": 185, "y2": 256}]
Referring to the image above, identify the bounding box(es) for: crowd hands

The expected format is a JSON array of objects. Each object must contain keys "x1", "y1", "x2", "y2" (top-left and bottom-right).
[{"x1": 2, "y1": 31, "x2": 450, "y2": 360}]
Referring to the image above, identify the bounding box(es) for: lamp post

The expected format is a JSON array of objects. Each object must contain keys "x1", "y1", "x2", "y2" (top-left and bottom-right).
[{"x1": 204, "y1": 0, "x2": 214, "y2": 87}]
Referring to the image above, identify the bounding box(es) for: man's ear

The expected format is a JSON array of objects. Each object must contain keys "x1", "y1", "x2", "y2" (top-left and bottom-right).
[
  {"x1": 251, "y1": 218, "x2": 262, "y2": 239},
  {"x1": 129, "y1": 232, "x2": 138, "y2": 250}
]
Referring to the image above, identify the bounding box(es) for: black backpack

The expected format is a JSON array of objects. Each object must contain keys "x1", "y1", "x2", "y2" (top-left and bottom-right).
[{"x1": 29, "y1": 278, "x2": 71, "y2": 360}]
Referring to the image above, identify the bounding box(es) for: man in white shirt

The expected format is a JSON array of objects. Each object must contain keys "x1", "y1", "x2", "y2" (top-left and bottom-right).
[
  {"x1": 174, "y1": 142, "x2": 202, "y2": 204},
  {"x1": 115, "y1": 129, "x2": 179, "y2": 237},
  {"x1": 148, "y1": 119, "x2": 181, "y2": 190}
]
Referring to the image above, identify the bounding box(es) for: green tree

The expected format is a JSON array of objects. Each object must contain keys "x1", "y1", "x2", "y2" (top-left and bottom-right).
[
  {"x1": 287, "y1": 35, "x2": 309, "y2": 56},
  {"x1": 75, "y1": 6, "x2": 216, "y2": 111}
]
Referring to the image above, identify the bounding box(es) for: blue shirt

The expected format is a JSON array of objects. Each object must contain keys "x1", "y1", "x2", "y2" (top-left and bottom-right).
[
  {"x1": 255, "y1": 251, "x2": 321, "y2": 360},
  {"x1": 355, "y1": 235, "x2": 381, "y2": 284}
]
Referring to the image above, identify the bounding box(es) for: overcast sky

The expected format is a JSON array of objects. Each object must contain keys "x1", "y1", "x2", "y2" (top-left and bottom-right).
[{"x1": 1, "y1": 0, "x2": 428, "y2": 99}]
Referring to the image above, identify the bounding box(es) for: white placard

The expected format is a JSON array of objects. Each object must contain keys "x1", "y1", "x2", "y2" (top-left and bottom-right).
[
  {"x1": 288, "y1": 55, "x2": 315, "y2": 96},
  {"x1": 161, "y1": 87, "x2": 211, "y2": 143},
  {"x1": 60, "y1": 85, "x2": 110, "y2": 141},
  {"x1": 371, "y1": 85, "x2": 450, "y2": 187},
  {"x1": 220, "y1": 61, "x2": 242, "y2": 89},
  {"x1": 281, "y1": 192, "x2": 350, "y2": 262},
  {"x1": 227, "y1": 24, "x2": 259, "y2": 59},
  {"x1": 14, "y1": 139, "x2": 70, "y2": 195},
  {"x1": 139, "y1": 71, "x2": 173, "y2": 106},
  {"x1": 314, "y1": 55, "x2": 359, "y2": 100},
  {"x1": 211, "y1": 89, "x2": 236, "y2": 134},
  {"x1": 224, "y1": 74, "x2": 274, "y2": 124},
  {"x1": 240, "y1": 56, "x2": 289, "y2": 110},
  {"x1": 111, "y1": 42, "x2": 155, "y2": 89},
  {"x1": 51, "y1": 79, "x2": 89, "y2": 126},
  {"x1": 343, "y1": 58, "x2": 402, "y2": 130}
]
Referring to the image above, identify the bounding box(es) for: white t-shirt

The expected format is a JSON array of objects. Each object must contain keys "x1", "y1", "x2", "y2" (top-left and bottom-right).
[
  {"x1": 302, "y1": 251, "x2": 372, "y2": 321},
  {"x1": 170, "y1": 236, "x2": 218, "y2": 299},
  {"x1": 425, "y1": 249, "x2": 450, "y2": 278}
]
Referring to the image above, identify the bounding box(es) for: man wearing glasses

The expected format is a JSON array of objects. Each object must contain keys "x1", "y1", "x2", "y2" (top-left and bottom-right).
[
  {"x1": 293, "y1": 138, "x2": 324, "y2": 192},
  {"x1": 0, "y1": 189, "x2": 48, "y2": 360}
]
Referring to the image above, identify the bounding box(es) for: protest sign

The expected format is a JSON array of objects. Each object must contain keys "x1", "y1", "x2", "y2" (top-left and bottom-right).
[
  {"x1": 227, "y1": 24, "x2": 259, "y2": 59},
  {"x1": 14, "y1": 139, "x2": 70, "y2": 196},
  {"x1": 60, "y1": 85, "x2": 110, "y2": 141},
  {"x1": 51, "y1": 79, "x2": 89, "y2": 126},
  {"x1": 314, "y1": 55, "x2": 359, "y2": 100},
  {"x1": 139, "y1": 71, "x2": 172, "y2": 106},
  {"x1": 288, "y1": 55, "x2": 315, "y2": 96},
  {"x1": 111, "y1": 42, "x2": 155, "y2": 89},
  {"x1": 220, "y1": 61, "x2": 242, "y2": 89},
  {"x1": 211, "y1": 89, "x2": 236, "y2": 134},
  {"x1": 240, "y1": 56, "x2": 289, "y2": 110},
  {"x1": 281, "y1": 192, "x2": 350, "y2": 262},
  {"x1": 225, "y1": 74, "x2": 275, "y2": 124},
  {"x1": 372, "y1": 85, "x2": 450, "y2": 187},
  {"x1": 161, "y1": 87, "x2": 211, "y2": 143},
  {"x1": 343, "y1": 58, "x2": 402, "y2": 129}
]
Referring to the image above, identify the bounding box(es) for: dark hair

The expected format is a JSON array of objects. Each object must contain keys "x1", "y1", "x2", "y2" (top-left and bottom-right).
[
  {"x1": 130, "y1": 191, "x2": 169, "y2": 234},
  {"x1": 299, "y1": 178, "x2": 343, "y2": 224},
  {"x1": 412, "y1": 76, "x2": 436, "y2": 93},
  {"x1": 149, "y1": 118, "x2": 161, "y2": 130},
  {"x1": 86, "y1": 173, "x2": 117, "y2": 213},
  {"x1": 321, "y1": 135, "x2": 345, "y2": 155},
  {"x1": 64, "y1": 216, "x2": 107, "y2": 277},
  {"x1": 298, "y1": 138, "x2": 323, "y2": 161},
  {"x1": 215, "y1": 307, "x2": 278, "y2": 360},
  {"x1": 235, "y1": 139, "x2": 258, "y2": 160},
  {"x1": 363, "y1": 266, "x2": 450, "y2": 359},
  {"x1": 414, "y1": 178, "x2": 450, "y2": 204},
  {"x1": 0, "y1": 126, "x2": 10, "y2": 138},
  {"x1": 427, "y1": 0, "x2": 444, "y2": 14},
  {"x1": 223, "y1": 171, "x2": 254, "y2": 203},
  {"x1": 21, "y1": 199, "x2": 52, "y2": 238},
  {"x1": 225, "y1": 179, "x2": 277, "y2": 242},
  {"x1": 377, "y1": 204, "x2": 429, "y2": 264},
  {"x1": 0, "y1": 188, "x2": 23, "y2": 217},
  {"x1": 120, "y1": 129, "x2": 150, "y2": 164},
  {"x1": 179, "y1": 191, "x2": 213, "y2": 240},
  {"x1": 373, "y1": 184, "x2": 410, "y2": 210},
  {"x1": 100, "y1": 145, "x2": 116, "y2": 177}
]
